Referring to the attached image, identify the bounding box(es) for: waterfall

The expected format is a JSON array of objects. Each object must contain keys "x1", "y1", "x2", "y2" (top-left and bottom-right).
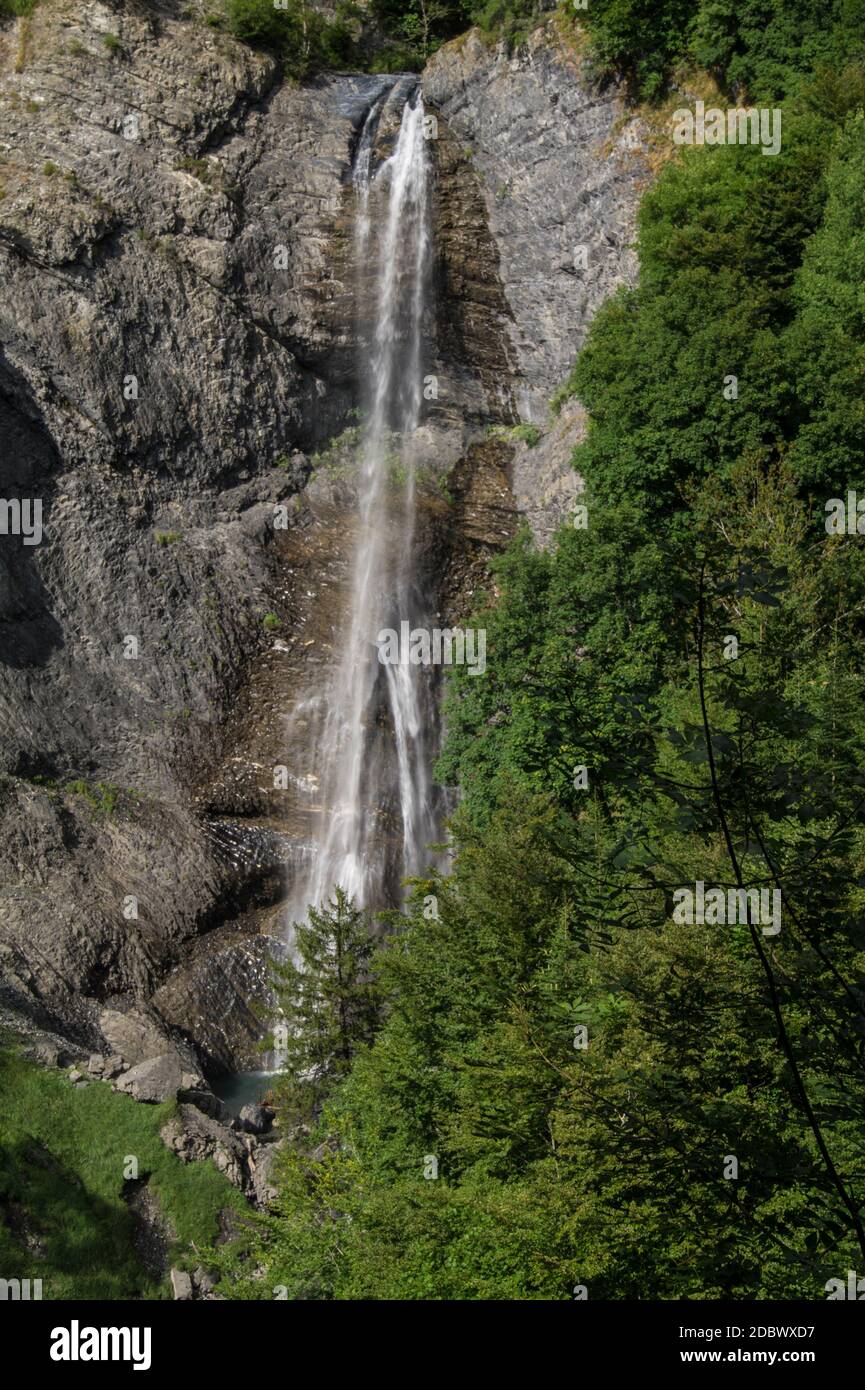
[{"x1": 285, "y1": 88, "x2": 440, "y2": 924}]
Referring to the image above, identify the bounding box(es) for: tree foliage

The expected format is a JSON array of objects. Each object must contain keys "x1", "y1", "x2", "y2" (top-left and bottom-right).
[{"x1": 218, "y1": 5, "x2": 865, "y2": 1301}]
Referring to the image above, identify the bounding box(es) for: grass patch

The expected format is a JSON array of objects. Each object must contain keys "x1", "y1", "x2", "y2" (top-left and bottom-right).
[
  {"x1": 0, "y1": 1048, "x2": 246, "y2": 1300},
  {"x1": 63, "y1": 780, "x2": 119, "y2": 818},
  {"x1": 0, "y1": 1, "x2": 39, "y2": 16},
  {"x1": 486, "y1": 421, "x2": 543, "y2": 448},
  {"x1": 175, "y1": 156, "x2": 213, "y2": 184}
]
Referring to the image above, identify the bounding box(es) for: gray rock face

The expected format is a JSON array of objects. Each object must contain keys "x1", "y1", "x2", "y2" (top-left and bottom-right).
[
  {"x1": 160, "y1": 1104, "x2": 248, "y2": 1189},
  {"x1": 170, "y1": 1268, "x2": 193, "y2": 1301},
  {"x1": 99, "y1": 1006, "x2": 176, "y2": 1068},
  {"x1": 0, "y1": 6, "x2": 649, "y2": 1075},
  {"x1": 509, "y1": 397, "x2": 587, "y2": 545},
  {"x1": 249, "y1": 1137, "x2": 286, "y2": 1208},
  {"x1": 425, "y1": 23, "x2": 646, "y2": 421},
  {"x1": 0, "y1": 2, "x2": 400, "y2": 1055}
]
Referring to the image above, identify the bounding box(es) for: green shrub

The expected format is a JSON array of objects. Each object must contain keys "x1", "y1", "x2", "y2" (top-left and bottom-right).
[
  {"x1": 0, "y1": 0, "x2": 39, "y2": 18},
  {"x1": 64, "y1": 780, "x2": 119, "y2": 819}
]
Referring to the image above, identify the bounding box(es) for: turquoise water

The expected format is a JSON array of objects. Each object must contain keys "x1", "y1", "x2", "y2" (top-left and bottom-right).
[{"x1": 212, "y1": 1071, "x2": 275, "y2": 1117}]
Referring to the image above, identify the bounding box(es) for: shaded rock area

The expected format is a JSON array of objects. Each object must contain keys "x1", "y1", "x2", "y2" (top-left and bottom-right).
[{"x1": 123, "y1": 1175, "x2": 174, "y2": 1282}]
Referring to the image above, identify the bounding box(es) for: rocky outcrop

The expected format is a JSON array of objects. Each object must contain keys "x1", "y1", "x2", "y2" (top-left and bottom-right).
[
  {"x1": 509, "y1": 397, "x2": 587, "y2": 545},
  {"x1": 425, "y1": 22, "x2": 646, "y2": 421},
  {"x1": 425, "y1": 21, "x2": 646, "y2": 540},
  {"x1": 160, "y1": 1102, "x2": 250, "y2": 1190}
]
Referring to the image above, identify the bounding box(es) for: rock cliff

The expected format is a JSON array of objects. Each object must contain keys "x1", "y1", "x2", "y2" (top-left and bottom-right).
[{"x1": 0, "y1": 2, "x2": 645, "y2": 1074}]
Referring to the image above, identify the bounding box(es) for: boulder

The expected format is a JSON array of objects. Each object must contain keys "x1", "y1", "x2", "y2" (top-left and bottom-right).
[
  {"x1": 179, "y1": 1088, "x2": 227, "y2": 1122},
  {"x1": 33, "y1": 1042, "x2": 61, "y2": 1068},
  {"x1": 99, "y1": 1008, "x2": 173, "y2": 1068},
  {"x1": 170, "y1": 1269, "x2": 193, "y2": 1301},
  {"x1": 160, "y1": 1106, "x2": 248, "y2": 1190},
  {"x1": 250, "y1": 1139, "x2": 287, "y2": 1208},
  {"x1": 115, "y1": 1053, "x2": 184, "y2": 1104},
  {"x1": 237, "y1": 1103, "x2": 271, "y2": 1135}
]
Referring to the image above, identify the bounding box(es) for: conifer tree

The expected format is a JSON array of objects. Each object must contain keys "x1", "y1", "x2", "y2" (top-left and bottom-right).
[{"x1": 271, "y1": 888, "x2": 382, "y2": 1126}]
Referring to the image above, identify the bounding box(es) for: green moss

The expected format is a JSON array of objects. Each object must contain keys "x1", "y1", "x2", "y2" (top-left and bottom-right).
[{"x1": 0, "y1": 0, "x2": 39, "y2": 18}]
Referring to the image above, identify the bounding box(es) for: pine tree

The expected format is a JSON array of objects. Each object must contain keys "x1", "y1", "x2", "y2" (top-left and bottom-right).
[{"x1": 271, "y1": 889, "x2": 382, "y2": 1126}]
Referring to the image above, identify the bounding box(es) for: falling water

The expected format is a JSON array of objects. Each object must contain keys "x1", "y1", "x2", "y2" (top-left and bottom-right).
[{"x1": 285, "y1": 87, "x2": 440, "y2": 924}]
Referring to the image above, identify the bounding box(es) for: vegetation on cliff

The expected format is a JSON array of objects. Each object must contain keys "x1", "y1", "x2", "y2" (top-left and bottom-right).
[{"x1": 220, "y1": 0, "x2": 865, "y2": 1299}]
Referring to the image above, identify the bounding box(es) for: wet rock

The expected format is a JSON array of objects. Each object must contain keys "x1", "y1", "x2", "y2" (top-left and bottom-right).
[
  {"x1": 151, "y1": 918, "x2": 281, "y2": 1076},
  {"x1": 0, "y1": 2, "x2": 397, "y2": 1051},
  {"x1": 179, "y1": 1088, "x2": 227, "y2": 1122}
]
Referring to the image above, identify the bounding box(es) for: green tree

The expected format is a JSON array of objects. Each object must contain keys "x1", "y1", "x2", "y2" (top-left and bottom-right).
[{"x1": 271, "y1": 888, "x2": 382, "y2": 1126}]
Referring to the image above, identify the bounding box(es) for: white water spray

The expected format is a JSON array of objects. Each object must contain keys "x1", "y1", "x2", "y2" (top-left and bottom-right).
[{"x1": 285, "y1": 88, "x2": 439, "y2": 923}]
